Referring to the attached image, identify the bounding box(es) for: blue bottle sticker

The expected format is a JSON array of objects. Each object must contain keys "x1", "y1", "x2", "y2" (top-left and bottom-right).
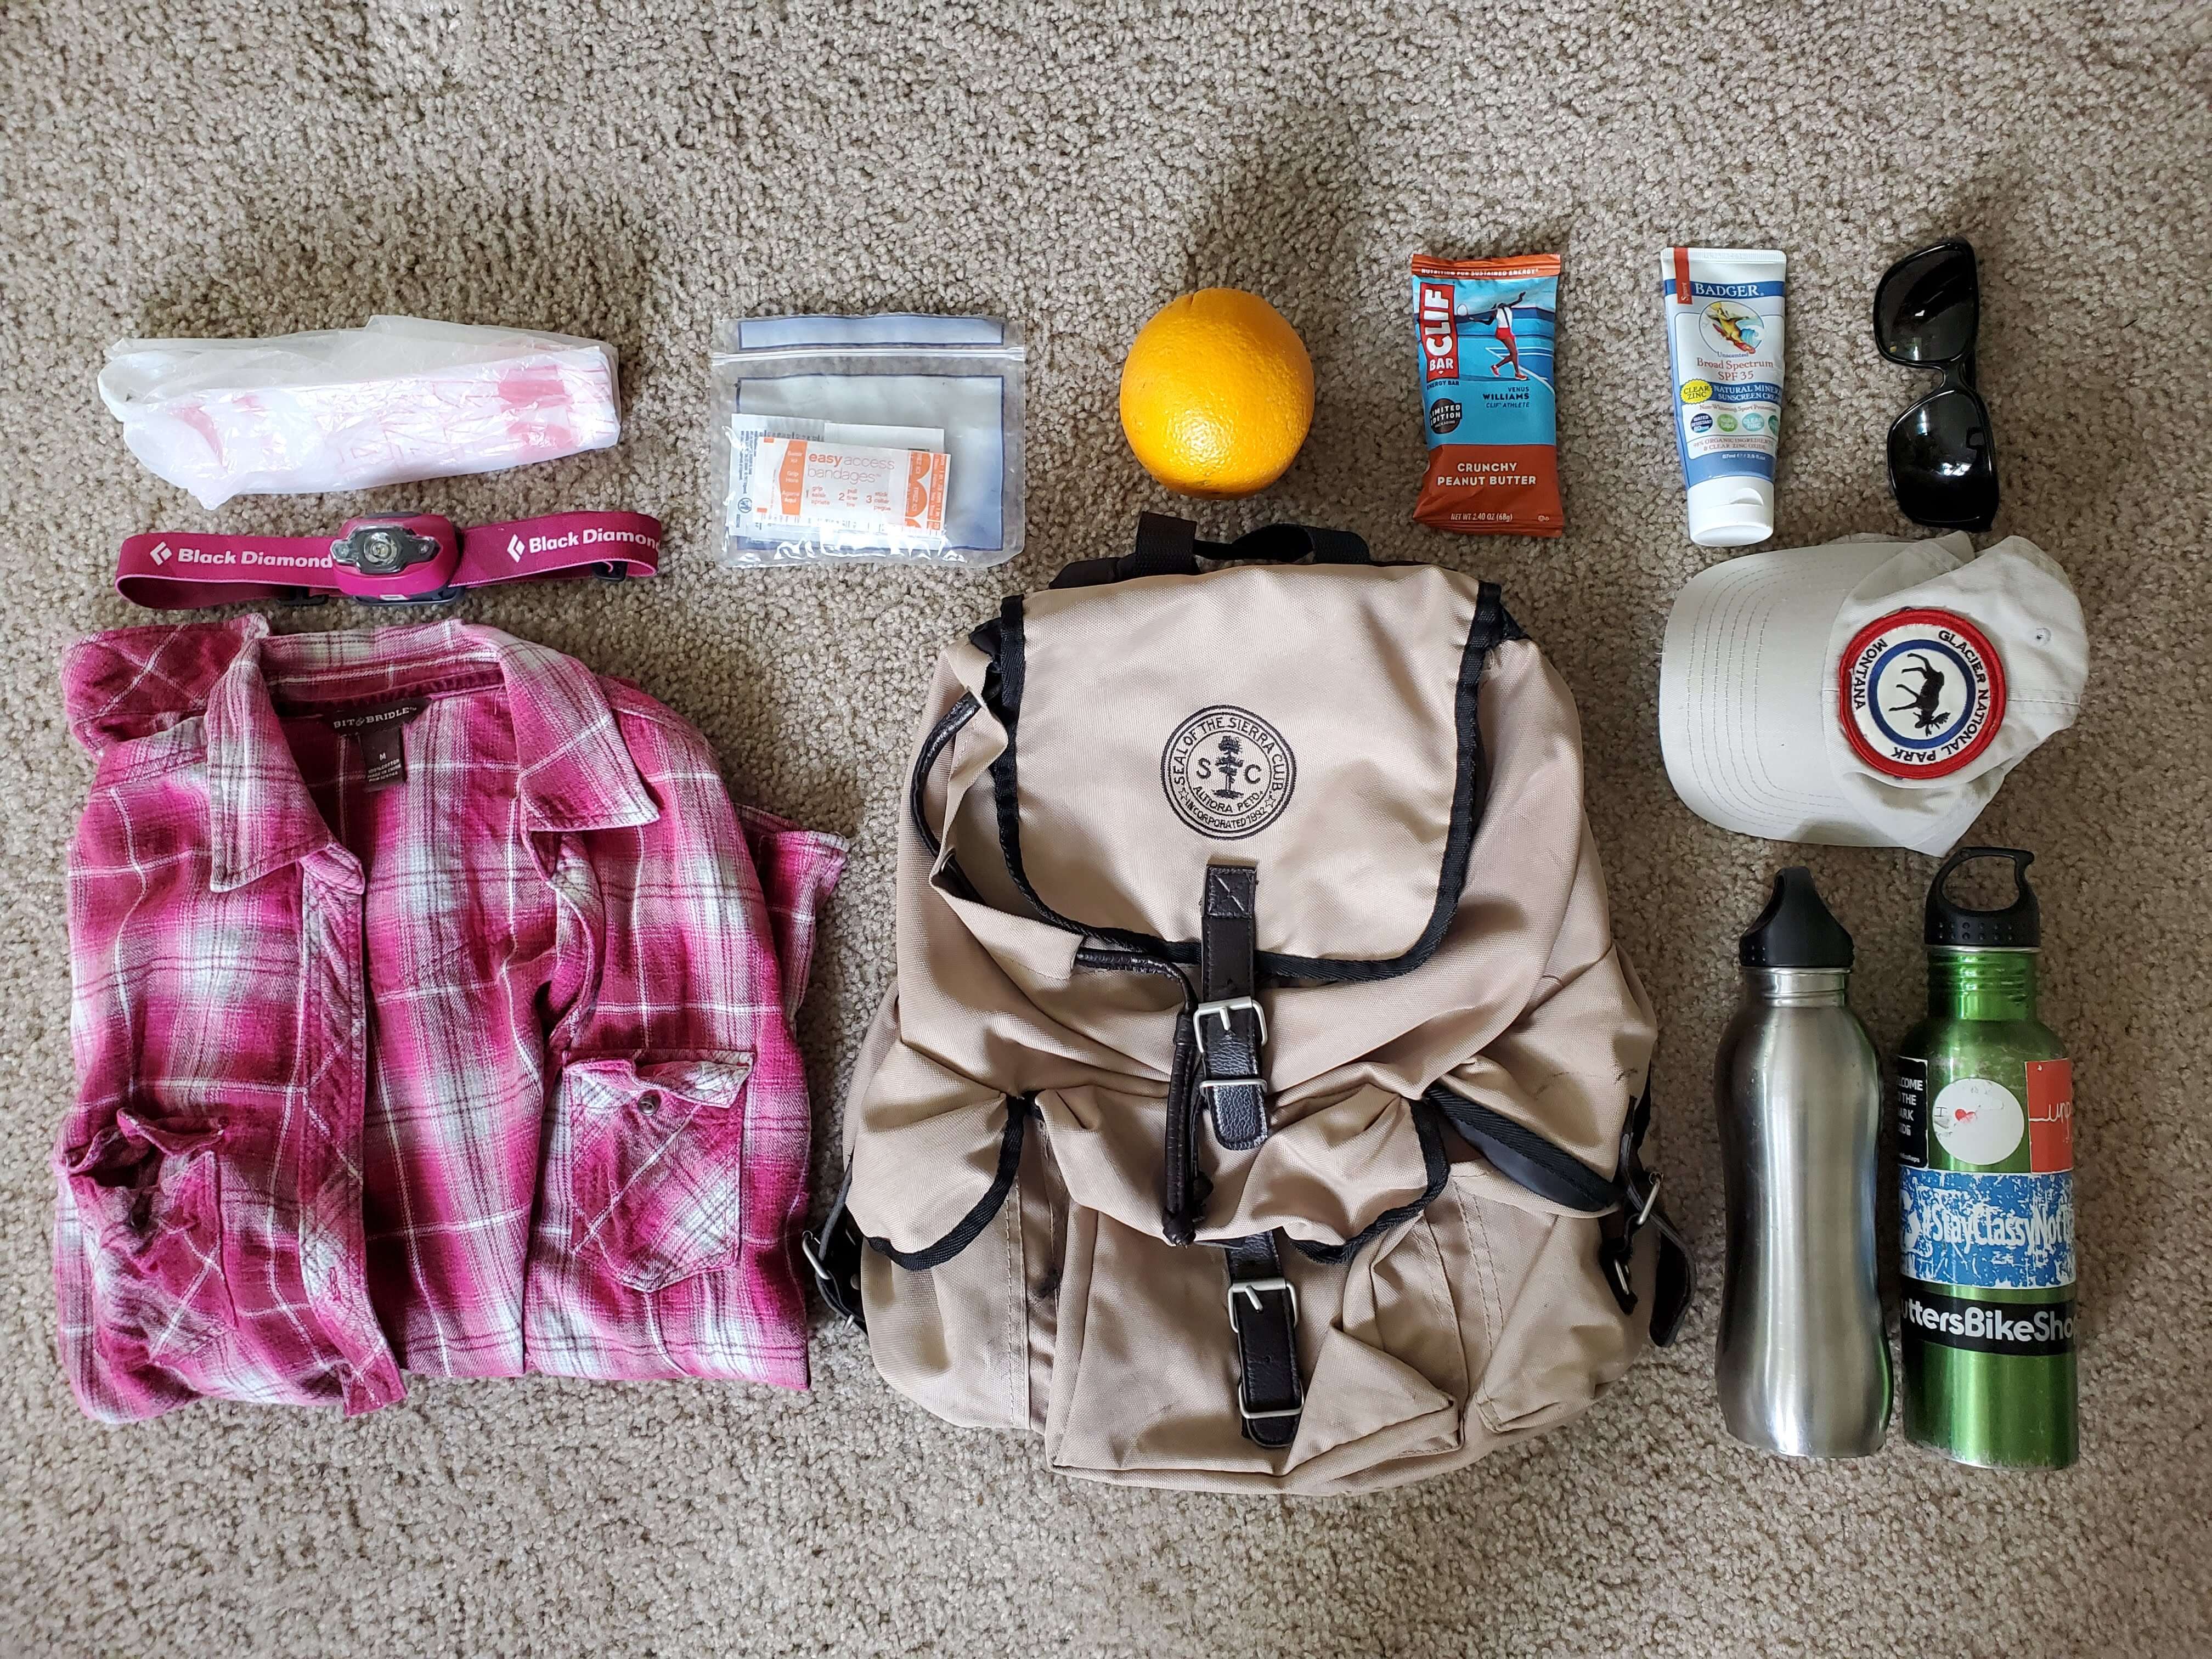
[{"x1": 1900, "y1": 1167, "x2": 2076, "y2": 1290}]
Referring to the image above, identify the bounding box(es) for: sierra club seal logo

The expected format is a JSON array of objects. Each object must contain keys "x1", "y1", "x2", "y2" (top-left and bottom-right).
[
  {"x1": 1161, "y1": 706, "x2": 1296, "y2": 839},
  {"x1": 1837, "y1": 607, "x2": 2008, "y2": 780}
]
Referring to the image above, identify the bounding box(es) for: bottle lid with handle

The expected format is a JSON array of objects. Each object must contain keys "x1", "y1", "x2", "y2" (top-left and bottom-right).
[
  {"x1": 1926, "y1": 845, "x2": 2040, "y2": 949},
  {"x1": 1740, "y1": 866, "x2": 1854, "y2": 968}
]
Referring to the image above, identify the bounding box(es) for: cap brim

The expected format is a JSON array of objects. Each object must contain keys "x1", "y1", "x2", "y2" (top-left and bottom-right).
[{"x1": 1660, "y1": 541, "x2": 1903, "y2": 845}]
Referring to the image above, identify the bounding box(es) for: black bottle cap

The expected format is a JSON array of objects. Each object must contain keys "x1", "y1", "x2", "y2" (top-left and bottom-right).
[
  {"x1": 1739, "y1": 867, "x2": 1854, "y2": 969},
  {"x1": 1926, "y1": 845, "x2": 2040, "y2": 949}
]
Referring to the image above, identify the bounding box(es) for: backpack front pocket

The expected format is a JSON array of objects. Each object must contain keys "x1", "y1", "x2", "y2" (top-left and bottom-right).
[
  {"x1": 1042, "y1": 1207, "x2": 1465, "y2": 1492},
  {"x1": 566, "y1": 1056, "x2": 754, "y2": 1293},
  {"x1": 1430, "y1": 1161, "x2": 1641, "y2": 1434}
]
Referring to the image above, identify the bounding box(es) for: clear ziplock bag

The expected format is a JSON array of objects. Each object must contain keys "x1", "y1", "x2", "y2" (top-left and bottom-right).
[{"x1": 709, "y1": 315, "x2": 1025, "y2": 568}]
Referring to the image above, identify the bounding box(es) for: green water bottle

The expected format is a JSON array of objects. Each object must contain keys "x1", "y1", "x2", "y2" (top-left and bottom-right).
[{"x1": 1896, "y1": 847, "x2": 2076, "y2": 1468}]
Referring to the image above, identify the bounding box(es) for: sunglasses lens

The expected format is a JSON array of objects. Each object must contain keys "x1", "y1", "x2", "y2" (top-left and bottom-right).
[
  {"x1": 1889, "y1": 385, "x2": 1998, "y2": 530},
  {"x1": 1876, "y1": 242, "x2": 1979, "y2": 364}
]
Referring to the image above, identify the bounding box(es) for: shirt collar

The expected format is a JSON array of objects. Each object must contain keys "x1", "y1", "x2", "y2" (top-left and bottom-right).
[{"x1": 201, "y1": 618, "x2": 658, "y2": 891}]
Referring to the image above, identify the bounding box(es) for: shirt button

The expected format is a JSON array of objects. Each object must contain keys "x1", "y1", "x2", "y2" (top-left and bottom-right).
[{"x1": 637, "y1": 1091, "x2": 662, "y2": 1116}]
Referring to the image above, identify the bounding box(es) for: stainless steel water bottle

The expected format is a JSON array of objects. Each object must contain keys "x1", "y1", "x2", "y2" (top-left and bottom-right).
[
  {"x1": 1714, "y1": 868, "x2": 1892, "y2": 1457},
  {"x1": 1897, "y1": 847, "x2": 2077, "y2": 1468}
]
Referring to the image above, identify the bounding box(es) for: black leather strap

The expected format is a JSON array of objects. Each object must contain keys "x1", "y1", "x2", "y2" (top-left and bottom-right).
[
  {"x1": 1195, "y1": 865, "x2": 1268, "y2": 1150},
  {"x1": 1210, "y1": 521, "x2": 1370, "y2": 567},
  {"x1": 1599, "y1": 1083, "x2": 1696, "y2": 1346},
  {"x1": 1160, "y1": 1009, "x2": 1209, "y2": 1246},
  {"x1": 1051, "y1": 512, "x2": 1198, "y2": 588},
  {"x1": 801, "y1": 1170, "x2": 867, "y2": 1329},
  {"x1": 1221, "y1": 1231, "x2": 1302, "y2": 1447}
]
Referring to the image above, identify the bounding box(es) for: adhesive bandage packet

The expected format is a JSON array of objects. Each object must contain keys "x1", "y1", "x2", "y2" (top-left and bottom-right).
[
  {"x1": 728, "y1": 417, "x2": 950, "y2": 544},
  {"x1": 709, "y1": 315, "x2": 1026, "y2": 567},
  {"x1": 98, "y1": 316, "x2": 623, "y2": 508}
]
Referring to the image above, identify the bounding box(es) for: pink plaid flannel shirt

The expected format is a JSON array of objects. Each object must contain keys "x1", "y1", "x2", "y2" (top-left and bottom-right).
[{"x1": 55, "y1": 617, "x2": 844, "y2": 1421}]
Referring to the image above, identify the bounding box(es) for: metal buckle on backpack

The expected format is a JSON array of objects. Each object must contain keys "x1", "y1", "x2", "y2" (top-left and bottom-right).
[
  {"x1": 800, "y1": 1182, "x2": 869, "y2": 1332},
  {"x1": 1227, "y1": 1276, "x2": 1304, "y2": 1421},
  {"x1": 1633, "y1": 1172, "x2": 1663, "y2": 1228},
  {"x1": 1604, "y1": 1170, "x2": 1666, "y2": 1304},
  {"x1": 1192, "y1": 995, "x2": 1267, "y2": 1055},
  {"x1": 1225, "y1": 1276, "x2": 1298, "y2": 1333},
  {"x1": 1607, "y1": 1252, "x2": 1636, "y2": 1302},
  {"x1": 1237, "y1": 1386, "x2": 1305, "y2": 1424},
  {"x1": 1197, "y1": 1076, "x2": 1265, "y2": 1101}
]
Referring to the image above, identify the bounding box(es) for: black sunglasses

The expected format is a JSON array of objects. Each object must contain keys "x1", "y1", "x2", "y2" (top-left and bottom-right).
[{"x1": 1873, "y1": 239, "x2": 1999, "y2": 532}]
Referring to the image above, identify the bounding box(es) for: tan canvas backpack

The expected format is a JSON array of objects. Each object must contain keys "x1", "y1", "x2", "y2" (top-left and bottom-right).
[{"x1": 808, "y1": 515, "x2": 1694, "y2": 1496}]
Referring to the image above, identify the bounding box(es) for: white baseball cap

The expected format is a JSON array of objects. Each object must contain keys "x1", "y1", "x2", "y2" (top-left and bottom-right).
[{"x1": 1658, "y1": 533, "x2": 2087, "y2": 855}]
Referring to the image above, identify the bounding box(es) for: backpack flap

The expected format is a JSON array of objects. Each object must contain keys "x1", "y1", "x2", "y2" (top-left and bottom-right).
[{"x1": 972, "y1": 559, "x2": 1510, "y2": 972}]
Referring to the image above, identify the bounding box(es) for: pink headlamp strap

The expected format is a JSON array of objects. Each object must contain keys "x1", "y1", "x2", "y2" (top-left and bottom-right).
[{"x1": 115, "y1": 510, "x2": 661, "y2": 610}]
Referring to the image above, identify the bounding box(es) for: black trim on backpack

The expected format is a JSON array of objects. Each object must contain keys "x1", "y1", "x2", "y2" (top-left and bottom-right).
[
  {"x1": 969, "y1": 568, "x2": 1522, "y2": 983},
  {"x1": 1051, "y1": 514, "x2": 1373, "y2": 588},
  {"x1": 1426, "y1": 1086, "x2": 1620, "y2": 1214},
  {"x1": 1431, "y1": 1081, "x2": 1699, "y2": 1345},
  {"x1": 848, "y1": 1097, "x2": 1035, "y2": 1274},
  {"x1": 908, "y1": 693, "x2": 979, "y2": 861},
  {"x1": 1287, "y1": 1095, "x2": 1453, "y2": 1265},
  {"x1": 977, "y1": 600, "x2": 1190, "y2": 961},
  {"x1": 907, "y1": 693, "x2": 991, "y2": 908}
]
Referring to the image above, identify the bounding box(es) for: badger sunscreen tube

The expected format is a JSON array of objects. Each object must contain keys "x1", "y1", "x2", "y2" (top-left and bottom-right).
[{"x1": 1661, "y1": 247, "x2": 1786, "y2": 546}]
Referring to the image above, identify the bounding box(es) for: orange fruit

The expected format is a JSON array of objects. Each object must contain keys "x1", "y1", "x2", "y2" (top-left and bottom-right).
[{"x1": 1118, "y1": 289, "x2": 1314, "y2": 498}]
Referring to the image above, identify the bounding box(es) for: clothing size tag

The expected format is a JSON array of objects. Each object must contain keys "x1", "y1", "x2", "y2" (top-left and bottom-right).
[
  {"x1": 326, "y1": 700, "x2": 426, "y2": 791},
  {"x1": 727, "y1": 415, "x2": 949, "y2": 540}
]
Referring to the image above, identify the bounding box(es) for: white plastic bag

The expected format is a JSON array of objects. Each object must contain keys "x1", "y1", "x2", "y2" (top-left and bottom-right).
[
  {"x1": 709, "y1": 315, "x2": 1026, "y2": 567},
  {"x1": 98, "y1": 316, "x2": 623, "y2": 508}
]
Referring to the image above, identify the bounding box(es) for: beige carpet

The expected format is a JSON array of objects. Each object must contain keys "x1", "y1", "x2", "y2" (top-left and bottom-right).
[{"x1": 4, "y1": 1, "x2": 2210, "y2": 1653}]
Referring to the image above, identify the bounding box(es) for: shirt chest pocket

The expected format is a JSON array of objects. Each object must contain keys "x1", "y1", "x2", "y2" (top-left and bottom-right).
[{"x1": 564, "y1": 1055, "x2": 755, "y2": 1294}]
